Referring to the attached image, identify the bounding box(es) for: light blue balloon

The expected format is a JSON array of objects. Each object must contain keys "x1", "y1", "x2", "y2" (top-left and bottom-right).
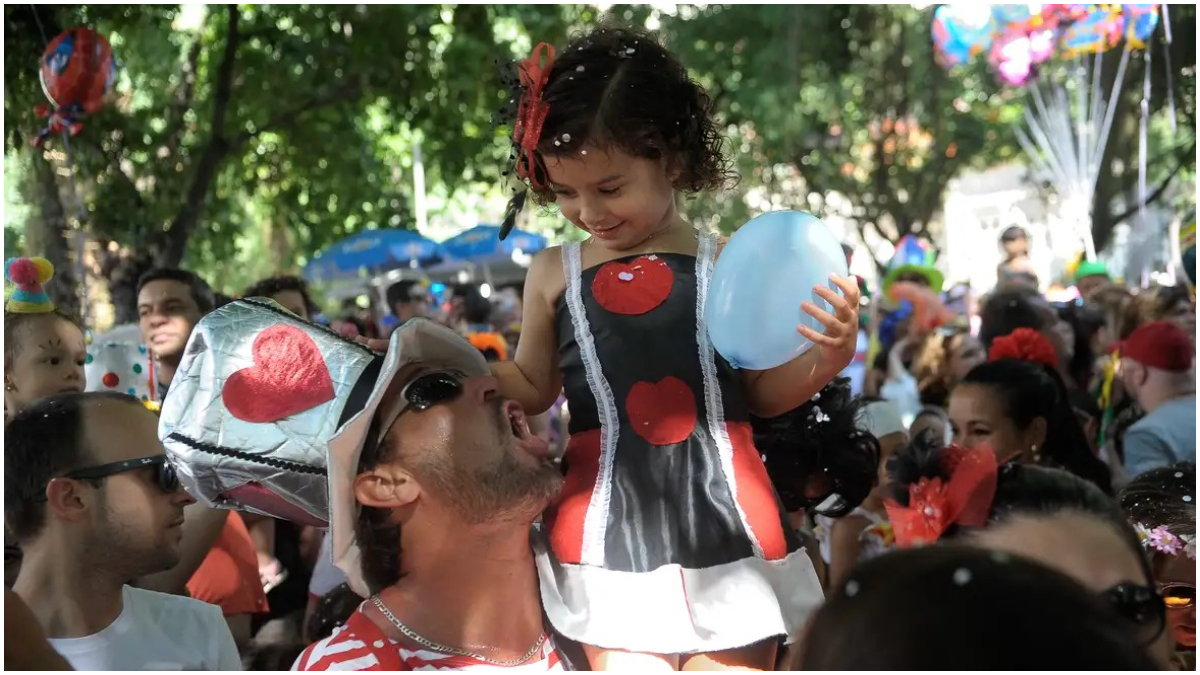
[{"x1": 706, "y1": 211, "x2": 849, "y2": 371}]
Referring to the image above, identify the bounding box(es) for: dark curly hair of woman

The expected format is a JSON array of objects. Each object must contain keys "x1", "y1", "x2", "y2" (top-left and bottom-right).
[
  {"x1": 751, "y1": 377, "x2": 879, "y2": 517},
  {"x1": 503, "y1": 24, "x2": 735, "y2": 206}
]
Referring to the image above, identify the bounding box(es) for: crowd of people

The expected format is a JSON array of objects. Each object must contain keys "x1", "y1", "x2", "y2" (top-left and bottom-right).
[{"x1": 4, "y1": 22, "x2": 1196, "y2": 672}]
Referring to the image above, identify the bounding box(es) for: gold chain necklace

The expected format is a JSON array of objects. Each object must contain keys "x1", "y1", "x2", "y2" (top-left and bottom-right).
[{"x1": 369, "y1": 595, "x2": 547, "y2": 667}]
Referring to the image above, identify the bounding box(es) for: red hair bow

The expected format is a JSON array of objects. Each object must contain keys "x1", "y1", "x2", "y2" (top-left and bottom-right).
[
  {"x1": 884, "y1": 446, "x2": 999, "y2": 548},
  {"x1": 988, "y1": 328, "x2": 1058, "y2": 369},
  {"x1": 513, "y1": 42, "x2": 556, "y2": 188}
]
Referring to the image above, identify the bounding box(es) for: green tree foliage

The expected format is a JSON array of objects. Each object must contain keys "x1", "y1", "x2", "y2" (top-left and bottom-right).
[
  {"x1": 656, "y1": 4, "x2": 1022, "y2": 248},
  {"x1": 4, "y1": 4, "x2": 576, "y2": 321}
]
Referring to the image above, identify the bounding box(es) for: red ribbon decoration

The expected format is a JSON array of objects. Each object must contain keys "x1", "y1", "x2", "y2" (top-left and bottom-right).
[
  {"x1": 988, "y1": 327, "x2": 1059, "y2": 369},
  {"x1": 884, "y1": 446, "x2": 999, "y2": 548},
  {"x1": 513, "y1": 42, "x2": 556, "y2": 188}
]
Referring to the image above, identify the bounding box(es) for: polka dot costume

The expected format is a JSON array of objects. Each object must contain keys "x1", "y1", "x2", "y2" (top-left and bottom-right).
[{"x1": 85, "y1": 340, "x2": 153, "y2": 402}]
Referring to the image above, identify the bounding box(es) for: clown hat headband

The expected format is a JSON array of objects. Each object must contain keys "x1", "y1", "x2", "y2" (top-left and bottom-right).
[
  {"x1": 159, "y1": 298, "x2": 385, "y2": 527},
  {"x1": 883, "y1": 236, "x2": 943, "y2": 294},
  {"x1": 5, "y1": 257, "x2": 56, "y2": 313},
  {"x1": 158, "y1": 298, "x2": 490, "y2": 596}
]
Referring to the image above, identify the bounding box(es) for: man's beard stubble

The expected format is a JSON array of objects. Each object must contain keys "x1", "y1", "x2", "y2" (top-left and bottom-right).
[
  {"x1": 90, "y1": 498, "x2": 181, "y2": 582},
  {"x1": 416, "y1": 401, "x2": 563, "y2": 525}
]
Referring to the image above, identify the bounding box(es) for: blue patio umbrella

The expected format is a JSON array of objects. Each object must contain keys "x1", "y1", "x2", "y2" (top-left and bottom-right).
[
  {"x1": 304, "y1": 228, "x2": 447, "y2": 282},
  {"x1": 441, "y1": 224, "x2": 547, "y2": 264}
]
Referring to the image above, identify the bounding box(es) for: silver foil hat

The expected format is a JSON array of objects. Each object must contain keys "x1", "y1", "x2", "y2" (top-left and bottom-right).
[{"x1": 159, "y1": 298, "x2": 383, "y2": 526}]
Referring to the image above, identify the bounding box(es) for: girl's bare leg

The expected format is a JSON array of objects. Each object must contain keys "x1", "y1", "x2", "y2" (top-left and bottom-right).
[
  {"x1": 679, "y1": 639, "x2": 778, "y2": 671},
  {"x1": 583, "y1": 645, "x2": 680, "y2": 671}
]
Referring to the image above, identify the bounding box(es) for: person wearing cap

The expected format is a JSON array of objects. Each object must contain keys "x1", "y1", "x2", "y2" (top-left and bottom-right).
[
  {"x1": 882, "y1": 235, "x2": 944, "y2": 296},
  {"x1": 1120, "y1": 321, "x2": 1196, "y2": 477},
  {"x1": 1073, "y1": 260, "x2": 1112, "y2": 303},
  {"x1": 293, "y1": 319, "x2": 575, "y2": 670}
]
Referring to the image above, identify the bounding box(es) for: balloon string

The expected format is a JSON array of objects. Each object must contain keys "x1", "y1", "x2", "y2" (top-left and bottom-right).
[
  {"x1": 1139, "y1": 46, "x2": 1150, "y2": 215},
  {"x1": 29, "y1": 4, "x2": 50, "y2": 44},
  {"x1": 1160, "y1": 5, "x2": 1177, "y2": 133}
]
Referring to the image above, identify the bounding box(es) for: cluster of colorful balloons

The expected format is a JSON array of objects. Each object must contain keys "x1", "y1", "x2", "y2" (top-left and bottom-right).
[
  {"x1": 33, "y1": 27, "x2": 117, "y2": 147},
  {"x1": 932, "y1": 4, "x2": 1162, "y2": 86}
]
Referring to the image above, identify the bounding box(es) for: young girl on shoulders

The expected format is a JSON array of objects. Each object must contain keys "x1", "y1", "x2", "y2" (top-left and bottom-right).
[{"x1": 491, "y1": 25, "x2": 860, "y2": 670}]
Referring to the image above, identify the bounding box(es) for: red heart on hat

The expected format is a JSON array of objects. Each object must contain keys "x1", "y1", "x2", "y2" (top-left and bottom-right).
[
  {"x1": 591, "y1": 255, "x2": 674, "y2": 316},
  {"x1": 626, "y1": 376, "x2": 697, "y2": 446},
  {"x1": 224, "y1": 325, "x2": 335, "y2": 423}
]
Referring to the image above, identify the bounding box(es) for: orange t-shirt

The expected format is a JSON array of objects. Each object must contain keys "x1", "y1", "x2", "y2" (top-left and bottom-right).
[{"x1": 186, "y1": 512, "x2": 269, "y2": 616}]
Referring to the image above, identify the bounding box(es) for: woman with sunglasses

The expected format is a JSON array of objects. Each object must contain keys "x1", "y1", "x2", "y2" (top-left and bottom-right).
[
  {"x1": 1122, "y1": 463, "x2": 1197, "y2": 664},
  {"x1": 886, "y1": 436, "x2": 1175, "y2": 667}
]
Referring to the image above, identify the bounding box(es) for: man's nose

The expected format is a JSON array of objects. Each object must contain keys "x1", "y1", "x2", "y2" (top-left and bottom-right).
[{"x1": 172, "y1": 487, "x2": 197, "y2": 508}]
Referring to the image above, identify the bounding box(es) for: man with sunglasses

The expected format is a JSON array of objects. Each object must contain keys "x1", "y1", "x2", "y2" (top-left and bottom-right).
[
  {"x1": 295, "y1": 319, "x2": 572, "y2": 670},
  {"x1": 5, "y1": 391, "x2": 241, "y2": 670}
]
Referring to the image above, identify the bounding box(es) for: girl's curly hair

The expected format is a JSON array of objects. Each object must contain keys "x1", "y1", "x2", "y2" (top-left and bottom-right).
[
  {"x1": 751, "y1": 377, "x2": 880, "y2": 517},
  {"x1": 505, "y1": 23, "x2": 736, "y2": 207}
]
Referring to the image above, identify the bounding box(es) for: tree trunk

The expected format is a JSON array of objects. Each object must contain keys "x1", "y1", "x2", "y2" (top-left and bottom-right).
[{"x1": 24, "y1": 149, "x2": 81, "y2": 316}]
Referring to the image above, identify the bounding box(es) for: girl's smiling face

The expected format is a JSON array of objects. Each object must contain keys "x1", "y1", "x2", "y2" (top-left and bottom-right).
[{"x1": 543, "y1": 146, "x2": 679, "y2": 252}]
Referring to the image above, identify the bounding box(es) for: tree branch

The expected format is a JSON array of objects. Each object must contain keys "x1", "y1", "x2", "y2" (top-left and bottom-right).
[
  {"x1": 164, "y1": 37, "x2": 205, "y2": 157},
  {"x1": 1106, "y1": 143, "x2": 1195, "y2": 225},
  {"x1": 233, "y1": 75, "x2": 364, "y2": 148},
  {"x1": 157, "y1": 4, "x2": 241, "y2": 266}
]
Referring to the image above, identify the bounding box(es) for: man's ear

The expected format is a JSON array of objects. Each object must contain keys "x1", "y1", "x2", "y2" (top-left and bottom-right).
[
  {"x1": 354, "y1": 465, "x2": 420, "y2": 510},
  {"x1": 44, "y1": 478, "x2": 90, "y2": 526}
]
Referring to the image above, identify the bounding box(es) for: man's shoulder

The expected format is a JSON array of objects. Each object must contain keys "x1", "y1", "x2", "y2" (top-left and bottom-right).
[
  {"x1": 293, "y1": 605, "x2": 391, "y2": 671},
  {"x1": 124, "y1": 585, "x2": 226, "y2": 629},
  {"x1": 1129, "y1": 399, "x2": 1196, "y2": 433}
]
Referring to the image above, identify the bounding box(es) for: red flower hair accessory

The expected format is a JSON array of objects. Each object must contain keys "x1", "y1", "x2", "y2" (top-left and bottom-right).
[
  {"x1": 988, "y1": 328, "x2": 1058, "y2": 369},
  {"x1": 512, "y1": 42, "x2": 556, "y2": 189},
  {"x1": 884, "y1": 446, "x2": 999, "y2": 548}
]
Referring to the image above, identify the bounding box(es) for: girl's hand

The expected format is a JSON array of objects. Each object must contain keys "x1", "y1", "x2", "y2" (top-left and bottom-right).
[{"x1": 798, "y1": 275, "x2": 862, "y2": 370}]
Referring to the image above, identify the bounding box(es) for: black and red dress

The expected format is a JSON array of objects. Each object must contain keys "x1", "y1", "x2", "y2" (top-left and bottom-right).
[{"x1": 535, "y1": 232, "x2": 824, "y2": 654}]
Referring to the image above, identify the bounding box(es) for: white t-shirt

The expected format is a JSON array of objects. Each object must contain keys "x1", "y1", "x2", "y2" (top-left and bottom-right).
[{"x1": 47, "y1": 585, "x2": 241, "y2": 671}]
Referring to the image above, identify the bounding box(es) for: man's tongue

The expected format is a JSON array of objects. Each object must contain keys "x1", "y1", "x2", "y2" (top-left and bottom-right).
[{"x1": 519, "y1": 432, "x2": 551, "y2": 459}]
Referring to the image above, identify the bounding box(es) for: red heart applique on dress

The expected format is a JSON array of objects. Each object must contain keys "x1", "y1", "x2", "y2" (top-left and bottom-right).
[
  {"x1": 224, "y1": 325, "x2": 335, "y2": 423},
  {"x1": 626, "y1": 376, "x2": 697, "y2": 446},
  {"x1": 591, "y1": 255, "x2": 674, "y2": 316}
]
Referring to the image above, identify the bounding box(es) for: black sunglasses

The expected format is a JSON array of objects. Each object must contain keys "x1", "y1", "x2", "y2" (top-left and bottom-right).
[
  {"x1": 1104, "y1": 582, "x2": 1167, "y2": 646},
  {"x1": 366, "y1": 371, "x2": 467, "y2": 455},
  {"x1": 60, "y1": 456, "x2": 181, "y2": 495},
  {"x1": 1159, "y1": 582, "x2": 1196, "y2": 610}
]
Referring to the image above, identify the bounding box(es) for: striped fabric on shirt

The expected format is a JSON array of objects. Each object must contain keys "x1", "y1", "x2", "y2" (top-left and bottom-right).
[{"x1": 293, "y1": 604, "x2": 565, "y2": 671}]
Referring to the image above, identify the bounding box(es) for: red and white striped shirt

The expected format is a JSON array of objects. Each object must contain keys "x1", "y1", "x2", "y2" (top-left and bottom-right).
[{"x1": 293, "y1": 603, "x2": 565, "y2": 671}]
